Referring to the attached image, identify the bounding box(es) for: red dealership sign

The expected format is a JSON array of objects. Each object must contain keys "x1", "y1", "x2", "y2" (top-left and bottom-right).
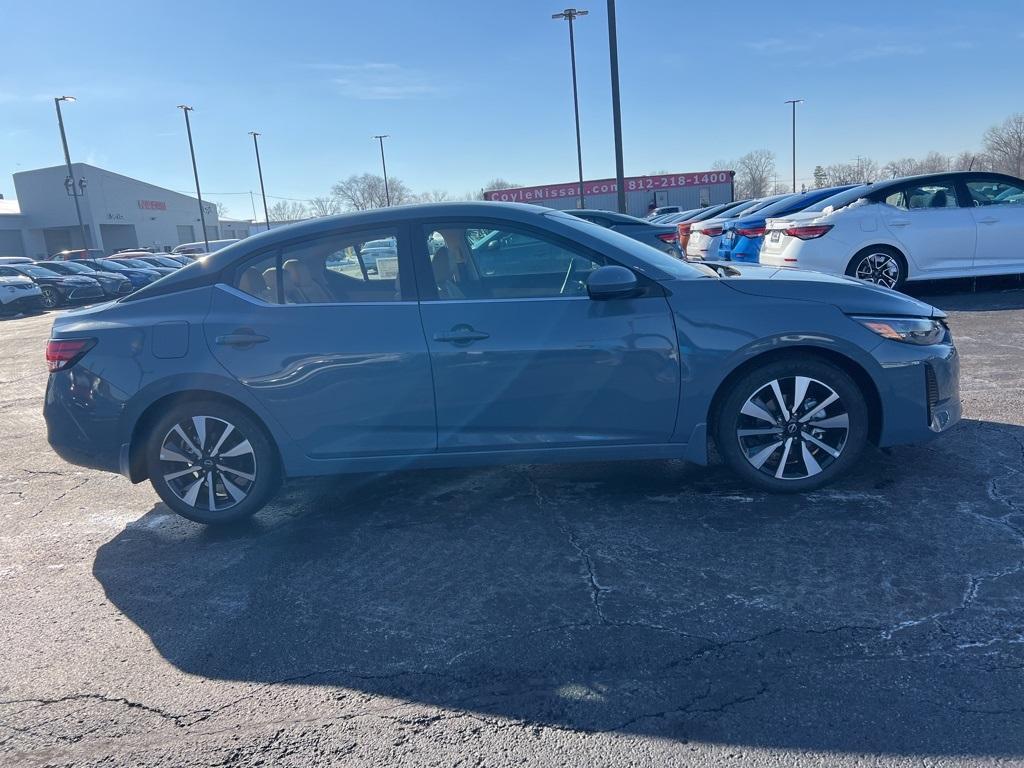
[
  {"x1": 137, "y1": 199, "x2": 167, "y2": 211},
  {"x1": 483, "y1": 171, "x2": 734, "y2": 203}
]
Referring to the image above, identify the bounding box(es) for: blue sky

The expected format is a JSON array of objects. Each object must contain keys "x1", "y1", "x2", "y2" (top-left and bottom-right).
[{"x1": 1, "y1": 0, "x2": 1021, "y2": 217}]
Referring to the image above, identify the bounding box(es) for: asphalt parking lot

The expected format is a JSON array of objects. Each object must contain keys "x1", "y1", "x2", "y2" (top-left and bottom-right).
[{"x1": 2, "y1": 278, "x2": 1024, "y2": 767}]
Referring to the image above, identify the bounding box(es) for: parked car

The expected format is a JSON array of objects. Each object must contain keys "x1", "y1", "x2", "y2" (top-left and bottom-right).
[
  {"x1": 646, "y1": 205, "x2": 683, "y2": 219},
  {"x1": 72, "y1": 258, "x2": 163, "y2": 290},
  {"x1": 48, "y1": 249, "x2": 107, "y2": 262},
  {"x1": 172, "y1": 239, "x2": 240, "y2": 256},
  {"x1": 0, "y1": 256, "x2": 34, "y2": 265},
  {"x1": 685, "y1": 197, "x2": 787, "y2": 261},
  {"x1": 0, "y1": 274, "x2": 43, "y2": 315},
  {"x1": 674, "y1": 201, "x2": 753, "y2": 254},
  {"x1": 163, "y1": 255, "x2": 195, "y2": 266},
  {"x1": 760, "y1": 172, "x2": 1024, "y2": 290},
  {"x1": 568, "y1": 209, "x2": 682, "y2": 257},
  {"x1": 112, "y1": 255, "x2": 184, "y2": 271},
  {"x1": 107, "y1": 257, "x2": 176, "y2": 277},
  {"x1": 717, "y1": 186, "x2": 857, "y2": 263},
  {"x1": 0, "y1": 263, "x2": 104, "y2": 308},
  {"x1": 44, "y1": 202, "x2": 960, "y2": 525},
  {"x1": 37, "y1": 260, "x2": 134, "y2": 298}
]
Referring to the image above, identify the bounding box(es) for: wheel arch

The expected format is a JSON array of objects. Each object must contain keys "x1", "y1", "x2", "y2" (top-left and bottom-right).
[
  {"x1": 127, "y1": 390, "x2": 282, "y2": 483},
  {"x1": 707, "y1": 345, "x2": 883, "y2": 447}
]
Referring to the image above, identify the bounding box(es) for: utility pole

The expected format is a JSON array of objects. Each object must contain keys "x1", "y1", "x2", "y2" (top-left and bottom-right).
[
  {"x1": 606, "y1": 0, "x2": 626, "y2": 213},
  {"x1": 552, "y1": 8, "x2": 588, "y2": 208},
  {"x1": 785, "y1": 99, "x2": 804, "y2": 195},
  {"x1": 372, "y1": 135, "x2": 391, "y2": 206},
  {"x1": 177, "y1": 105, "x2": 209, "y2": 252},
  {"x1": 249, "y1": 132, "x2": 270, "y2": 230},
  {"x1": 54, "y1": 96, "x2": 90, "y2": 250}
]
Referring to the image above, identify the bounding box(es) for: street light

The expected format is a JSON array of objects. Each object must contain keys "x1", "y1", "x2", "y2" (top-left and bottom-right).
[
  {"x1": 249, "y1": 132, "x2": 270, "y2": 231},
  {"x1": 177, "y1": 105, "x2": 209, "y2": 252},
  {"x1": 54, "y1": 96, "x2": 90, "y2": 250},
  {"x1": 372, "y1": 135, "x2": 391, "y2": 207},
  {"x1": 606, "y1": 0, "x2": 626, "y2": 214},
  {"x1": 785, "y1": 99, "x2": 804, "y2": 193},
  {"x1": 552, "y1": 7, "x2": 588, "y2": 209}
]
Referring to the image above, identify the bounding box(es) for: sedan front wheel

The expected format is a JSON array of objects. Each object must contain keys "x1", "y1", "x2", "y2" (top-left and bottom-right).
[
  {"x1": 715, "y1": 358, "x2": 869, "y2": 492},
  {"x1": 40, "y1": 285, "x2": 61, "y2": 309}
]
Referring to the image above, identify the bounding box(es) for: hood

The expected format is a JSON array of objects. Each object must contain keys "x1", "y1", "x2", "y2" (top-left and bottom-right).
[
  {"x1": 712, "y1": 263, "x2": 941, "y2": 317},
  {"x1": 0, "y1": 275, "x2": 35, "y2": 287}
]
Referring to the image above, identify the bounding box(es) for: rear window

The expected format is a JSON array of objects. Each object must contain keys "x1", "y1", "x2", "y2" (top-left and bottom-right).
[{"x1": 802, "y1": 185, "x2": 872, "y2": 214}]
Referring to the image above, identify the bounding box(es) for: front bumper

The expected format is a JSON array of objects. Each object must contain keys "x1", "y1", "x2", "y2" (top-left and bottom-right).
[
  {"x1": 874, "y1": 340, "x2": 960, "y2": 447},
  {"x1": 1, "y1": 292, "x2": 44, "y2": 314},
  {"x1": 66, "y1": 284, "x2": 106, "y2": 303}
]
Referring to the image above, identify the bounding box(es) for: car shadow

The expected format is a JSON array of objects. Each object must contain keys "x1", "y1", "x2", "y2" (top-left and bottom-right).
[
  {"x1": 904, "y1": 274, "x2": 1024, "y2": 311},
  {"x1": 93, "y1": 417, "x2": 1024, "y2": 755}
]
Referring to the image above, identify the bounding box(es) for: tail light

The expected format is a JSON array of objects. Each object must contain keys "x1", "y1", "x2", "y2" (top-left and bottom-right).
[
  {"x1": 735, "y1": 226, "x2": 767, "y2": 238},
  {"x1": 656, "y1": 232, "x2": 677, "y2": 244},
  {"x1": 701, "y1": 226, "x2": 724, "y2": 237},
  {"x1": 45, "y1": 338, "x2": 95, "y2": 372},
  {"x1": 784, "y1": 224, "x2": 833, "y2": 240}
]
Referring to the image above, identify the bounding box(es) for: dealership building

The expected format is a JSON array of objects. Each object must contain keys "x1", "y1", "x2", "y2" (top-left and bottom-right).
[
  {"x1": 483, "y1": 170, "x2": 735, "y2": 218},
  {"x1": 0, "y1": 163, "x2": 224, "y2": 258}
]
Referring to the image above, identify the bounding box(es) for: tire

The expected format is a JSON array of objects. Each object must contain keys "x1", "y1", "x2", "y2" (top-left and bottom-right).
[
  {"x1": 846, "y1": 246, "x2": 907, "y2": 292},
  {"x1": 40, "y1": 285, "x2": 61, "y2": 309},
  {"x1": 144, "y1": 399, "x2": 281, "y2": 524},
  {"x1": 715, "y1": 357, "x2": 869, "y2": 493}
]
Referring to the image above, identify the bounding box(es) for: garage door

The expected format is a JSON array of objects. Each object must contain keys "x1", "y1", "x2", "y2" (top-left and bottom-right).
[
  {"x1": 0, "y1": 230, "x2": 24, "y2": 257},
  {"x1": 99, "y1": 224, "x2": 139, "y2": 253}
]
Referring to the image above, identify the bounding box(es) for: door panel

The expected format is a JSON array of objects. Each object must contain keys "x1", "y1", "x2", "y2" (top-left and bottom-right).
[
  {"x1": 881, "y1": 181, "x2": 976, "y2": 275},
  {"x1": 966, "y1": 178, "x2": 1024, "y2": 273},
  {"x1": 420, "y1": 296, "x2": 680, "y2": 450}
]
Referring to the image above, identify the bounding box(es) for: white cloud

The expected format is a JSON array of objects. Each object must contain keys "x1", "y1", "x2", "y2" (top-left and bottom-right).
[{"x1": 319, "y1": 62, "x2": 443, "y2": 100}]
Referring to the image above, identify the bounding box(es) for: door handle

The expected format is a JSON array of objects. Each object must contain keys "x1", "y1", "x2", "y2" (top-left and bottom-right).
[
  {"x1": 215, "y1": 328, "x2": 269, "y2": 348},
  {"x1": 888, "y1": 220, "x2": 910, "y2": 227},
  {"x1": 978, "y1": 217, "x2": 999, "y2": 225},
  {"x1": 433, "y1": 325, "x2": 490, "y2": 345}
]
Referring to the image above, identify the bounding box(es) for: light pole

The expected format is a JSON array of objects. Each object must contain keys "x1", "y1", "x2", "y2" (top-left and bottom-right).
[
  {"x1": 606, "y1": 0, "x2": 625, "y2": 213},
  {"x1": 785, "y1": 99, "x2": 804, "y2": 194},
  {"x1": 552, "y1": 7, "x2": 588, "y2": 208},
  {"x1": 54, "y1": 96, "x2": 90, "y2": 250},
  {"x1": 177, "y1": 105, "x2": 209, "y2": 252},
  {"x1": 249, "y1": 132, "x2": 270, "y2": 231},
  {"x1": 372, "y1": 135, "x2": 391, "y2": 206}
]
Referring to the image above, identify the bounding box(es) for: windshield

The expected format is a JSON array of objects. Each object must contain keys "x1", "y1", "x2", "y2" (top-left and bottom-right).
[
  {"x1": 151, "y1": 256, "x2": 181, "y2": 267},
  {"x1": 802, "y1": 184, "x2": 872, "y2": 214},
  {"x1": 96, "y1": 259, "x2": 135, "y2": 272},
  {"x1": 116, "y1": 258, "x2": 154, "y2": 268},
  {"x1": 547, "y1": 210, "x2": 713, "y2": 280},
  {"x1": 20, "y1": 265, "x2": 61, "y2": 278}
]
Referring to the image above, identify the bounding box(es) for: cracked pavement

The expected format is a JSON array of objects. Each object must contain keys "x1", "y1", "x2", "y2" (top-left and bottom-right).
[{"x1": 2, "y1": 277, "x2": 1024, "y2": 766}]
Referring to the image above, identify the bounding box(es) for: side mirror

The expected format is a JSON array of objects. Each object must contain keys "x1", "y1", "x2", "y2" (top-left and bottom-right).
[{"x1": 587, "y1": 265, "x2": 639, "y2": 300}]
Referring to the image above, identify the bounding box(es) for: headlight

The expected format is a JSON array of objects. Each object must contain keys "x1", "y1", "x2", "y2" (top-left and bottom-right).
[{"x1": 854, "y1": 315, "x2": 946, "y2": 345}]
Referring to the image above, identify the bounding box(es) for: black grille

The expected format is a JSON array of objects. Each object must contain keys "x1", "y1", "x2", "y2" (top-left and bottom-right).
[{"x1": 925, "y1": 364, "x2": 939, "y2": 423}]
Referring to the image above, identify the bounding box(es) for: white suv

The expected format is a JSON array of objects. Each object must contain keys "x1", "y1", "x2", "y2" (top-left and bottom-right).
[
  {"x1": 0, "y1": 274, "x2": 43, "y2": 315},
  {"x1": 760, "y1": 172, "x2": 1024, "y2": 291}
]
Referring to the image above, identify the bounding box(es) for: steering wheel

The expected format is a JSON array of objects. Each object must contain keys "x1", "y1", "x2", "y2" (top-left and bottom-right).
[{"x1": 559, "y1": 257, "x2": 584, "y2": 296}]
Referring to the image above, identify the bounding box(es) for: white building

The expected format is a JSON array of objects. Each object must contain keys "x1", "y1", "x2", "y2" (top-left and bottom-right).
[{"x1": 0, "y1": 163, "x2": 223, "y2": 258}]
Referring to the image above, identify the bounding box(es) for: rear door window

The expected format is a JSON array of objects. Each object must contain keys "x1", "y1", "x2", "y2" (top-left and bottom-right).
[{"x1": 884, "y1": 182, "x2": 959, "y2": 210}]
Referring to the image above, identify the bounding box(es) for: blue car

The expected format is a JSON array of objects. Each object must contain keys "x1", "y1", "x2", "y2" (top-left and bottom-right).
[
  {"x1": 718, "y1": 186, "x2": 857, "y2": 263},
  {"x1": 44, "y1": 202, "x2": 960, "y2": 524}
]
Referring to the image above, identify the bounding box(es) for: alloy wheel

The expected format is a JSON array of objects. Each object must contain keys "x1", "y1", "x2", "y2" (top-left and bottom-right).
[
  {"x1": 854, "y1": 253, "x2": 900, "y2": 289},
  {"x1": 736, "y1": 376, "x2": 850, "y2": 481},
  {"x1": 158, "y1": 415, "x2": 257, "y2": 514},
  {"x1": 40, "y1": 286, "x2": 58, "y2": 309}
]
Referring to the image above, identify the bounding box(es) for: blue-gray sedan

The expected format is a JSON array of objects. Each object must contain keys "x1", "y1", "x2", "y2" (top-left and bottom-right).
[{"x1": 43, "y1": 202, "x2": 960, "y2": 524}]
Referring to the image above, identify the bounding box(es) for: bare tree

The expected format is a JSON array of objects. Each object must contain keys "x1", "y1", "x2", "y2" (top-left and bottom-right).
[
  {"x1": 267, "y1": 200, "x2": 309, "y2": 221},
  {"x1": 476, "y1": 178, "x2": 519, "y2": 200},
  {"x1": 332, "y1": 173, "x2": 411, "y2": 210},
  {"x1": 952, "y1": 151, "x2": 991, "y2": 172},
  {"x1": 415, "y1": 189, "x2": 453, "y2": 203},
  {"x1": 984, "y1": 113, "x2": 1024, "y2": 178},
  {"x1": 734, "y1": 150, "x2": 776, "y2": 198},
  {"x1": 215, "y1": 201, "x2": 230, "y2": 219},
  {"x1": 308, "y1": 196, "x2": 342, "y2": 217},
  {"x1": 883, "y1": 157, "x2": 921, "y2": 179}
]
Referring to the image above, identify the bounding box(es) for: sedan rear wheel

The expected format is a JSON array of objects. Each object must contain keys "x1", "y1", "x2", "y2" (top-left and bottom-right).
[
  {"x1": 847, "y1": 247, "x2": 907, "y2": 292},
  {"x1": 715, "y1": 358, "x2": 869, "y2": 492},
  {"x1": 145, "y1": 400, "x2": 280, "y2": 524}
]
